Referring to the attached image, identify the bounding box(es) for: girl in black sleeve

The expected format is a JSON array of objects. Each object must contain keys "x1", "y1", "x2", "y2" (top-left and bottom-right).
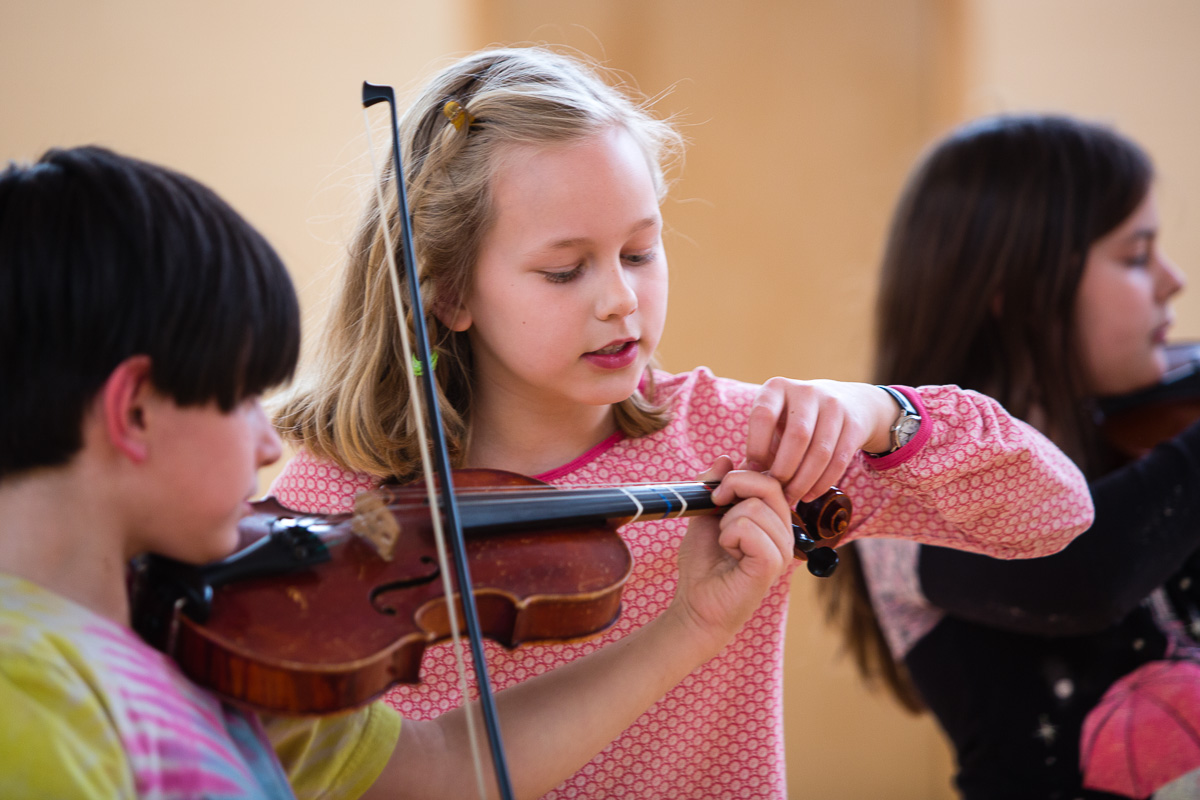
[{"x1": 819, "y1": 114, "x2": 1200, "y2": 800}]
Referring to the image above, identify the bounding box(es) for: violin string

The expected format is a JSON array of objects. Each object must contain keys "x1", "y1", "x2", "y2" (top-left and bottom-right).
[
  {"x1": 617, "y1": 487, "x2": 645, "y2": 525},
  {"x1": 366, "y1": 480, "x2": 722, "y2": 511},
  {"x1": 425, "y1": 478, "x2": 714, "y2": 492},
  {"x1": 448, "y1": 482, "x2": 719, "y2": 525},
  {"x1": 368, "y1": 479, "x2": 718, "y2": 500},
  {"x1": 363, "y1": 111, "x2": 489, "y2": 797},
  {"x1": 665, "y1": 485, "x2": 689, "y2": 518}
]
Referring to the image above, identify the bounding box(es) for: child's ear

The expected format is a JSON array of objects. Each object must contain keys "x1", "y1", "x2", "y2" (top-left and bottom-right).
[
  {"x1": 101, "y1": 355, "x2": 154, "y2": 463},
  {"x1": 434, "y1": 300, "x2": 472, "y2": 332}
]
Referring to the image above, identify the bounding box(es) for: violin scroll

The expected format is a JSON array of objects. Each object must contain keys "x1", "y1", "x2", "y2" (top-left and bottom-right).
[{"x1": 792, "y1": 488, "x2": 850, "y2": 577}]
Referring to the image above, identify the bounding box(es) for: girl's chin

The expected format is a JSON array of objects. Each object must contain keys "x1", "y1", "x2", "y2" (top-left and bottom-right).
[
  {"x1": 1150, "y1": 349, "x2": 1173, "y2": 382},
  {"x1": 607, "y1": 377, "x2": 647, "y2": 405}
]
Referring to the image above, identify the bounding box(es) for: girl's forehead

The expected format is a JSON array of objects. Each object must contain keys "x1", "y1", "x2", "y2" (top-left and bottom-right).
[
  {"x1": 493, "y1": 129, "x2": 631, "y2": 173},
  {"x1": 489, "y1": 129, "x2": 659, "y2": 221}
]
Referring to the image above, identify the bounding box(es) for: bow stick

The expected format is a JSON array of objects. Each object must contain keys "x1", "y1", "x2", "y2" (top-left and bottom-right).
[{"x1": 362, "y1": 81, "x2": 515, "y2": 800}]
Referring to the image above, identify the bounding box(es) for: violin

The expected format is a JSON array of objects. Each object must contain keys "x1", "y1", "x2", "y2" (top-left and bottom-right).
[
  {"x1": 1098, "y1": 341, "x2": 1200, "y2": 458},
  {"x1": 131, "y1": 469, "x2": 850, "y2": 716}
]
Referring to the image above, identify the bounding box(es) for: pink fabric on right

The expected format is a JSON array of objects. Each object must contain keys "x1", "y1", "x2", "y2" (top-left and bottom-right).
[{"x1": 1081, "y1": 659, "x2": 1200, "y2": 798}]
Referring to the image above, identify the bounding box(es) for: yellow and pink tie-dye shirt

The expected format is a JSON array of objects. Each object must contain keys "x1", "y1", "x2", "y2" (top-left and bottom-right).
[{"x1": 0, "y1": 573, "x2": 400, "y2": 799}]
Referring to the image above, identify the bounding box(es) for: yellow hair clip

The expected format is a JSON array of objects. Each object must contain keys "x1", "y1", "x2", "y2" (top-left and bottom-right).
[{"x1": 442, "y1": 100, "x2": 476, "y2": 132}]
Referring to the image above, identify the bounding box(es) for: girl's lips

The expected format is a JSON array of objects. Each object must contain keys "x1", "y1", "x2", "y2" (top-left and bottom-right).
[
  {"x1": 1152, "y1": 322, "x2": 1172, "y2": 345},
  {"x1": 583, "y1": 340, "x2": 638, "y2": 369}
]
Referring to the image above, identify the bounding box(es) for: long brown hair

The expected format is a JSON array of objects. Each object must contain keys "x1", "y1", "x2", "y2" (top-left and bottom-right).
[
  {"x1": 273, "y1": 47, "x2": 684, "y2": 482},
  {"x1": 819, "y1": 114, "x2": 1154, "y2": 711}
]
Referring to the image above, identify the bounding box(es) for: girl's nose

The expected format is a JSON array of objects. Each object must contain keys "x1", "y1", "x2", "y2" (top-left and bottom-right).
[
  {"x1": 1156, "y1": 250, "x2": 1186, "y2": 302},
  {"x1": 595, "y1": 261, "x2": 638, "y2": 319}
]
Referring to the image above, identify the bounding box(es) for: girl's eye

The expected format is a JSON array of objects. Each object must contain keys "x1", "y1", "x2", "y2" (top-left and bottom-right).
[
  {"x1": 1126, "y1": 249, "x2": 1151, "y2": 268},
  {"x1": 623, "y1": 251, "x2": 656, "y2": 267},
  {"x1": 1125, "y1": 235, "x2": 1155, "y2": 268},
  {"x1": 543, "y1": 265, "x2": 583, "y2": 284}
]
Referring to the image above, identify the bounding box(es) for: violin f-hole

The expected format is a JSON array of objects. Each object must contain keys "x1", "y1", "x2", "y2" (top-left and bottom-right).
[{"x1": 370, "y1": 556, "x2": 440, "y2": 615}]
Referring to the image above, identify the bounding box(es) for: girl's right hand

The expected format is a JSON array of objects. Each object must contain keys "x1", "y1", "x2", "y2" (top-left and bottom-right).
[
  {"x1": 669, "y1": 456, "x2": 794, "y2": 656},
  {"x1": 745, "y1": 378, "x2": 900, "y2": 505}
]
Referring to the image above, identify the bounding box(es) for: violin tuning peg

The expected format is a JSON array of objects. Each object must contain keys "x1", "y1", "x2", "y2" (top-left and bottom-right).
[
  {"x1": 792, "y1": 524, "x2": 816, "y2": 555},
  {"x1": 791, "y1": 524, "x2": 839, "y2": 577},
  {"x1": 805, "y1": 547, "x2": 839, "y2": 578}
]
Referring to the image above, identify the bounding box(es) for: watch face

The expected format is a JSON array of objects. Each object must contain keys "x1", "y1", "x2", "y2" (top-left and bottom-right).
[{"x1": 896, "y1": 416, "x2": 921, "y2": 444}]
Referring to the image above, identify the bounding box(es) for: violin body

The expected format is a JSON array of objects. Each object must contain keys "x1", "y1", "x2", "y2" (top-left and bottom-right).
[
  {"x1": 134, "y1": 470, "x2": 633, "y2": 715},
  {"x1": 131, "y1": 468, "x2": 850, "y2": 715}
]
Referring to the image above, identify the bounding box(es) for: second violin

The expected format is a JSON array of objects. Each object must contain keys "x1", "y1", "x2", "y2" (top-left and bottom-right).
[{"x1": 1099, "y1": 341, "x2": 1200, "y2": 459}]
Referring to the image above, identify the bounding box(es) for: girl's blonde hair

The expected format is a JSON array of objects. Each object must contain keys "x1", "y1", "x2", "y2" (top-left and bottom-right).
[{"x1": 274, "y1": 46, "x2": 685, "y2": 482}]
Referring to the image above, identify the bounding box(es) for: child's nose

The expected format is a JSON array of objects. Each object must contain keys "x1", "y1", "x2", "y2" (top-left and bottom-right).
[
  {"x1": 252, "y1": 401, "x2": 284, "y2": 468},
  {"x1": 1156, "y1": 250, "x2": 1186, "y2": 300},
  {"x1": 596, "y1": 262, "x2": 638, "y2": 319}
]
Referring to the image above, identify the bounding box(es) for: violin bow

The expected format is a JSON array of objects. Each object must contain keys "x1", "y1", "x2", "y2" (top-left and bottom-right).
[{"x1": 362, "y1": 81, "x2": 515, "y2": 800}]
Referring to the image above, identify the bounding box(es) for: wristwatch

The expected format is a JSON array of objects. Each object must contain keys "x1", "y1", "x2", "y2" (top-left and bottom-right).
[{"x1": 870, "y1": 385, "x2": 921, "y2": 456}]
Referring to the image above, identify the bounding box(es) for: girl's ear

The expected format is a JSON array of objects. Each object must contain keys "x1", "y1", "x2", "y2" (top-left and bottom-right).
[
  {"x1": 100, "y1": 355, "x2": 154, "y2": 463},
  {"x1": 434, "y1": 300, "x2": 472, "y2": 332}
]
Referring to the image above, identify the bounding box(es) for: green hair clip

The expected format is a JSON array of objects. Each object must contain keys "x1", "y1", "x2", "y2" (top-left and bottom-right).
[{"x1": 411, "y1": 352, "x2": 438, "y2": 376}]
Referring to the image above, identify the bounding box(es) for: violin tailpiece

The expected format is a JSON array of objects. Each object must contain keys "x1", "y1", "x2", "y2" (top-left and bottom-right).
[{"x1": 352, "y1": 492, "x2": 401, "y2": 561}]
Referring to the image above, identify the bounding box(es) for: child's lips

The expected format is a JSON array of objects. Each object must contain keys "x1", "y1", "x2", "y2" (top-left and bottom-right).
[
  {"x1": 584, "y1": 339, "x2": 638, "y2": 368},
  {"x1": 590, "y1": 339, "x2": 635, "y2": 356},
  {"x1": 1152, "y1": 321, "x2": 1172, "y2": 345}
]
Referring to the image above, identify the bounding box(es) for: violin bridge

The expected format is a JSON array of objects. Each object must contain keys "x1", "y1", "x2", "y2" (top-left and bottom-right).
[{"x1": 352, "y1": 492, "x2": 401, "y2": 561}]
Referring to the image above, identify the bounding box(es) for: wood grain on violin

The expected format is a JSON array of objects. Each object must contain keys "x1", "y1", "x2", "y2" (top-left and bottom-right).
[{"x1": 131, "y1": 469, "x2": 850, "y2": 716}]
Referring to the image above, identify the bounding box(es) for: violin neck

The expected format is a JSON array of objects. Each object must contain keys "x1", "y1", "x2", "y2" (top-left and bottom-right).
[{"x1": 458, "y1": 482, "x2": 719, "y2": 534}]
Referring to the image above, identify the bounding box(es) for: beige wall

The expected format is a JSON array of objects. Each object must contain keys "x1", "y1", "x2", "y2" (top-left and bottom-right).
[
  {"x1": 0, "y1": 0, "x2": 478, "y2": 358},
  {"x1": 966, "y1": 0, "x2": 1200, "y2": 342},
  {"x1": 3, "y1": 2, "x2": 1198, "y2": 798}
]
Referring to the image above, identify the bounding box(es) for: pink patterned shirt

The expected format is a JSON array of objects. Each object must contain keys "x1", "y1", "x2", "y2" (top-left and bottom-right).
[{"x1": 270, "y1": 368, "x2": 1092, "y2": 799}]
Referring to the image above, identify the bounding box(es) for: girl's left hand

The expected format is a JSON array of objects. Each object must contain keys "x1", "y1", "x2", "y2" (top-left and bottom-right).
[
  {"x1": 670, "y1": 456, "x2": 794, "y2": 656},
  {"x1": 744, "y1": 378, "x2": 899, "y2": 504}
]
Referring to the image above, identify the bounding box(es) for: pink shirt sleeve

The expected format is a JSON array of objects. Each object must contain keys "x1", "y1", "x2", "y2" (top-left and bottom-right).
[{"x1": 840, "y1": 384, "x2": 1094, "y2": 559}]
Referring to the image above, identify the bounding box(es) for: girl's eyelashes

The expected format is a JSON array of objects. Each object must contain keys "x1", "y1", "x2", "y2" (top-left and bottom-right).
[
  {"x1": 1125, "y1": 233, "x2": 1156, "y2": 268},
  {"x1": 1125, "y1": 244, "x2": 1153, "y2": 269},
  {"x1": 543, "y1": 264, "x2": 584, "y2": 283},
  {"x1": 539, "y1": 250, "x2": 658, "y2": 283}
]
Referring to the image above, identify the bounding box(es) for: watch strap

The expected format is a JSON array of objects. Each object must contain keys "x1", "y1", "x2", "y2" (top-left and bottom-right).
[{"x1": 870, "y1": 385, "x2": 922, "y2": 456}]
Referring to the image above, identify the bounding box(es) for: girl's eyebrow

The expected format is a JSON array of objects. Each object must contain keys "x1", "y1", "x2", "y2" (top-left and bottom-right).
[{"x1": 543, "y1": 216, "x2": 661, "y2": 251}]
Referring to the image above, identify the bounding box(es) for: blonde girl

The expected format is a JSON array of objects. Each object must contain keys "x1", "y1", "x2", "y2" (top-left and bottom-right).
[{"x1": 272, "y1": 47, "x2": 1093, "y2": 799}]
